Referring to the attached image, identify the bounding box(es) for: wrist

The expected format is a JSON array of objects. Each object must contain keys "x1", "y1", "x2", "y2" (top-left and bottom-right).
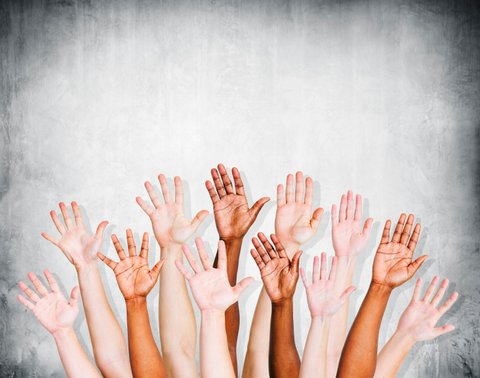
[
  {"x1": 201, "y1": 308, "x2": 225, "y2": 319},
  {"x1": 369, "y1": 281, "x2": 394, "y2": 296},
  {"x1": 160, "y1": 243, "x2": 183, "y2": 257},
  {"x1": 125, "y1": 296, "x2": 147, "y2": 307},
  {"x1": 222, "y1": 237, "x2": 243, "y2": 247},
  {"x1": 391, "y1": 329, "x2": 417, "y2": 348},
  {"x1": 272, "y1": 297, "x2": 294, "y2": 307},
  {"x1": 52, "y1": 327, "x2": 76, "y2": 340},
  {"x1": 76, "y1": 261, "x2": 98, "y2": 275}
]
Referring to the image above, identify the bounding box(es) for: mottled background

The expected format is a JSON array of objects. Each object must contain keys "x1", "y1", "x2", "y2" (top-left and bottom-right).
[{"x1": 0, "y1": 0, "x2": 479, "y2": 376}]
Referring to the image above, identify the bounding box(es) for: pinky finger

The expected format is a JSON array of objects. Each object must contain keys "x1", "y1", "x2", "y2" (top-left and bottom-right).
[
  {"x1": 175, "y1": 260, "x2": 193, "y2": 280},
  {"x1": 438, "y1": 292, "x2": 459, "y2": 315},
  {"x1": 432, "y1": 324, "x2": 455, "y2": 338},
  {"x1": 17, "y1": 294, "x2": 35, "y2": 310},
  {"x1": 69, "y1": 286, "x2": 80, "y2": 307},
  {"x1": 41, "y1": 232, "x2": 59, "y2": 246}
]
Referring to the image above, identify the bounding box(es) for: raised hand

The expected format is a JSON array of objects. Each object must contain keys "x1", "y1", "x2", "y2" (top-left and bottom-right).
[
  {"x1": 397, "y1": 276, "x2": 458, "y2": 341},
  {"x1": 137, "y1": 174, "x2": 209, "y2": 248},
  {"x1": 18, "y1": 270, "x2": 79, "y2": 334},
  {"x1": 372, "y1": 214, "x2": 428, "y2": 288},
  {"x1": 300, "y1": 253, "x2": 355, "y2": 317},
  {"x1": 275, "y1": 172, "x2": 323, "y2": 256},
  {"x1": 41, "y1": 202, "x2": 108, "y2": 270},
  {"x1": 250, "y1": 233, "x2": 302, "y2": 303},
  {"x1": 206, "y1": 164, "x2": 270, "y2": 241},
  {"x1": 332, "y1": 190, "x2": 373, "y2": 256},
  {"x1": 98, "y1": 229, "x2": 164, "y2": 300}
]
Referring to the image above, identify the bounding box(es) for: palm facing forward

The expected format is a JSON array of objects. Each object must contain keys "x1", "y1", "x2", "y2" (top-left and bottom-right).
[
  {"x1": 176, "y1": 238, "x2": 254, "y2": 311},
  {"x1": 372, "y1": 214, "x2": 427, "y2": 288},
  {"x1": 18, "y1": 270, "x2": 79, "y2": 334},
  {"x1": 98, "y1": 230, "x2": 164, "y2": 300},
  {"x1": 250, "y1": 233, "x2": 302, "y2": 303}
]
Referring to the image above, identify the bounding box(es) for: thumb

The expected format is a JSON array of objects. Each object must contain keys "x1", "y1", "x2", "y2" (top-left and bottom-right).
[
  {"x1": 291, "y1": 250, "x2": 303, "y2": 274},
  {"x1": 233, "y1": 277, "x2": 255, "y2": 296},
  {"x1": 408, "y1": 255, "x2": 428, "y2": 278},
  {"x1": 95, "y1": 220, "x2": 109, "y2": 239},
  {"x1": 362, "y1": 218, "x2": 374, "y2": 237},
  {"x1": 432, "y1": 324, "x2": 455, "y2": 338},
  {"x1": 310, "y1": 208, "x2": 324, "y2": 231},
  {"x1": 249, "y1": 197, "x2": 270, "y2": 219},
  {"x1": 69, "y1": 286, "x2": 80, "y2": 308},
  {"x1": 150, "y1": 258, "x2": 166, "y2": 281},
  {"x1": 191, "y1": 210, "x2": 209, "y2": 229},
  {"x1": 340, "y1": 286, "x2": 356, "y2": 302}
]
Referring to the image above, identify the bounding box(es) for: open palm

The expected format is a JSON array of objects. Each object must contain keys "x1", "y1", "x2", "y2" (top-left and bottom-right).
[
  {"x1": 18, "y1": 270, "x2": 79, "y2": 334},
  {"x1": 372, "y1": 214, "x2": 427, "y2": 288},
  {"x1": 137, "y1": 174, "x2": 208, "y2": 248}
]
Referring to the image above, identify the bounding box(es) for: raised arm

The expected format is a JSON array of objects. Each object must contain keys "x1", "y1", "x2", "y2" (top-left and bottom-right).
[
  {"x1": 18, "y1": 270, "x2": 101, "y2": 378},
  {"x1": 98, "y1": 230, "x2": 166, "y2": 378},
  {"x1": 337, "y1": 213, "x2": 428, "y2": 378},
  {"x1": 375, "y1": 276, "x2": 458, "y2": 378},
  {"x1": 136, "y1": 174, "x2": 208, "y2": 377},
  {"x1": 328, "y1": 191, "x2": 372, "y2": 376},
  {"x1": 299, "y1": 253, "x2": 355, "y2": 378},
  {"x1": 250, "y1": 233, "x2": 302, "y2": 378},
  {"x1": 176, "y1": 238, "x2": 254, "y2": 378},
  {"x1": 205, "y1": 163, "x2": 269, "y2": 374},
  {"x1": 244, "y1": 172, "x2": 322, "y2": 378},
  {"x1": 41, "y1": 202, "x2": 131, "y2": 377}
]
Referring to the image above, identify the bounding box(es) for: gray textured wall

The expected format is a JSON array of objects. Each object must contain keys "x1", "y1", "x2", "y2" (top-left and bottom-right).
[{"x1": 1, "y1": 0, "x2": 479, "y2": 377}]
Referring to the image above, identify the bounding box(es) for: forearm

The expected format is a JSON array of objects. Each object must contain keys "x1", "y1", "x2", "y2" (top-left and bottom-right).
[
  {"x1": 201, "y1": 310, "x2": 236, "y2": 378},
  {"x1": 337, "y1": 282, "x2": 392, "y2": 378},
  {"x1": 158, "y1": 244, "x2": 197, "y2": 377},
  {"x1": 374, "y1": 331, "x2": 415, "y2": 378},
  {"x1": 77, "y1": 264, "x2": 131, "y2": 377},
  {"x1": 300, "y1": 316, "x2": 330, "y2": 378},
  {"x1": 326, "y1": 256, "x2": 356, "y2": 377},
  {"x1": 270, "y1": 299, "x2": 300, "y2": 378},
  {"x1": 53, "y1": 328, "x2": 102, "y2": 378},
  {"x1": 126, "y1": 298, "x2": 166, "y2": 378}
]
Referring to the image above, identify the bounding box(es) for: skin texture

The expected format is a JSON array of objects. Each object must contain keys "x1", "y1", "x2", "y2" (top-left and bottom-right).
[
  {"x1": 374, "y1": 277, "x2": 458, "y2": 378},
  {"x1": 41, "y1": 202, "x2": 132, "y2": 378},
  {"x1": 17, "y1": 270, "x2": 101, "y2": 378},
  {"x1": 205, "y1": 163, "x2": 269, "y2": 373},
  {"x1": 98, "y1": 230, "x2": 166, "y2": 378},
  {"x1": 176, "y1": 239, "x2": 254, "y2": 378},
  {"x1": 328, "y1": 191, "x2": 373, "y2": 377},
  {"x1": 244, "y1": 172, "x2": 322, "y2": 378},
  {"x1": 250, "y1": 233, "x2": 302, "y2": 378},
  {"x1": 137, "y1": 174, "x2": 208, "y2": 378},
  {"x1": 299, "y1": 253, "x2": 355, "y2": 378},
  {"x1": 337, "y1": 213, "x2": 428, "y2": 378}
]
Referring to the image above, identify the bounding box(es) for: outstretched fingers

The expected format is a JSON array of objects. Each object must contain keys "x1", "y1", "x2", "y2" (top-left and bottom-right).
[
  {"x1": 295, "y1": 171, "x2": 304, "y2": 203},
  {"x1": 44, "y1": 269, "x2": 60, "y2": 292},
  {"x1": 18, "y1": 281, "x2": 40, "y2": 303},
  {"x1": 139, "y1": 232, "x2": 149, "y2": 258},
  {"x1": 252, "y1": 236, "x2": 271, "y2": 265},
  {"x1": 217, "y1": 240, "x2": 228, "y2": 271},
  {"x1": 258, "y1": 232, "x2": 277, "y2": 259},
  {"x1": 407, "y1": 224, "x2": 422, "y2": 253},
  {"x1": 195, "y1": 238, "x2": 212, "y2": 270},
  {"x1": 175, "y1": 260, "x2": 194, "y2": 280},
  {"x1": 182, "y1": 244, "x2": 202, "y2": 273},
  {"x1": 270, "y1": 234, "x2": 288, "y2": 258},
  {"x1": 71, "y1": 201, "x2": 84, "y2": 228},
  {"x1": 380, "y1": 220, "x2": 392, "y2": 244},
  {"x1": 111, "y1": 234, "x2": 127, "y2": 260},
  {"x1": 232, "y1": 167, "x2": 246, "y2": 196},
  {"x1": 144, "y1": 181, "x2": 162, "y2": 208},
  {"x1": 392, "y1": 213, "x2": 407, "y2": 243},
  {"x1": 158, "y1": 174, "x2": 173, "y2": 204},
  {"x1": 218, "y1": 164, "x2": 234, "y2": 195},
  {"x1": 233, "y1": 277, "x2": 254, "y2": 296},
  {"x1": 97, "y1": 252, "x2": 118, "y2": 270},
  {"x1": 126, "y1": 229, "x2": 137, "y2": 257},
  {"x1": 28, "y1": 272, "x2": 49, "y2": 297},
  {"x1": 211, "y1": 168, "x2": 227, "y2": 198},
  {"x1": 59, "y1": 202, "x2": 74, "y2": 230}
]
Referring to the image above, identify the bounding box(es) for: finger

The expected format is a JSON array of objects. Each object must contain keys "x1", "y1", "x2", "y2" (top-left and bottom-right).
[
  {"x1": 407, "y1": 255, "x2": 428, "y2": 279},
  {"x1": 331, "y1": 204, "x2": 338, "y2": 225},
  {"x1": 218, "y1": 164, "x2": 234, "y2": 195},
  {"x1": 44, "y1": 269, "x2": 60, "y2": 292},
  {"x1": 304, "y1": 176, "x2": 313, "y2": 205},
  {"x1": 291, "y1": 250, "x2": 303, "y2": 274},
  {"x1": 285, "y1": 174, "x2": 294, "y2": 203},
  {"x1": 353, "y1": 194, "x2": 362, "y2": 221},
  {"x1": 249, "y1": 197, "x2": 270, "y2": 219},
  {"x1": 174, "y1": 176, "x2": 184, "y2": 204},
  {"x1": 250, "y1": 249, "x2": 266, "y2": 270},
  {"x1": 380, "y1": 220, "x2": 391, "y2": 244},
  {"x1": 59, "y1": 202, "x2": 74, "y2": 230},
  {"x1": 422, "y1": 276, "x2": 439, "y2": 302},
  {"x1": 328, "y1": 256, "x2": 338, "y2": 281},
  {"x1": 18, "y1": 281, "x2": 40, "y2": 302},
  {"x1": 310, "y1": 208, "x2": 324, "y2": 231},
  {"x1": 158, "y1": 174, "x2": 173, "y2": 204},
  {"x1": 277, "y1": 184, "x2": 286, "y2": 207},
  {"x1": 300, "y1": 267, "x2": 309, "y2": 287},
  {"x1": 50, "y1": 210, "x2": 66, "y2": 234},
  {"x1": 312, "y1": 255, "x2": 320, "y2": 283},
  {"x1": 400, "y1": 214, "x2": 414, "y2": 245},
  {"x1": 28, "y1": 272, "x2": 49, "y2": 297},
  {"x1": 69, "y1": 286, "x2": 80, "y2": 308},
  {"x1": 175, "y1": 260, "x2": 193, "y2": 280},
  {"x1": 346, "y1": 190, "x2": 354, "y2": 220},
  {"x1": 431, "y1": 279, "x2": 449, "y2": 307},
  {"x1": 191, "y1": 210, "x2": 209, "y2": 229},
  {"x1": 150, "y1": 258, "x2": 166, "y2": 280},
  {"x1": 232, "y1": 167, "x2": 246, "y2": 196},
  {"x1": 95, "y1": 220, "x2": 108, "y2": 240},
  {"x1": 295, "y1": 171, "x2": 304, "y2": 203},
  {"x1": 111, "y1": 234, "x2": 127, "y2": 260},
  {"x1": 438, "y1": 292, "x2": 459, "y2": 315},
  {"x1": 195, "y1": 238, "x2": 212, "y2": 270},
  {"x1": 432, "y1": 324, "x2": 455, "y2": 338},
  {"x1": 407, "y1": 224, "x2": 422, "y2": 253},
  {"x1": 211, "y1": 168, "x2": 227, "y2": 198},
  {"x1": 182, "y1": 244, "x2": 202, "y2": 273},
  {"x1": 340, "y1": 286, "x2": 356, "y2": 302},
  {"x1": 139, "y1": 232, "x2": 149, "y2": 258},
  {"x1": 136, "y1": 196, "x2": 155, "y2": 216},
  {"x1": 17, "y1": 294, "x2": 35, "y2": 310},
  {"x1": 339, "y1": 194, "x2": 347, "y2": 221},
  {"x1": 71, "y1": 201, "x2": 84, "y2": 227},
  {"x1": 362, "y1": 217, "x2": 373, "y2": 238},
  {"x1": 97, "y1": 252, "x2": 117, "y2": 270},
  {"x1": 252, "y1": 236, "x2": 271, "y2": 264},
  {"x1": 126, "y1": 229, "x2": 137, "y2": 257},
  {"x1": 233, "y1": 277, "x2": 254, "y2": 296},
  {"x1": 205, "y1": 180, "x2": 219, "y2": 204},
  {"x1": 145, "y1": 180, "x2": 163, "y2": 208},
  {"x1": 412, "y1": 278, "x2": 422, "y2": 302},
  {"x1": 270, "y1": 234, "x2": 288, "y2": 258},
  {"x1": 319, "y1": 252, "x2": 327, "y2": 280},
  {"x1": 392, "y1": 213, "x2": 406, "y2": 243},
  {"x1": 41, "y1": 232, "x2": 59, "y2": 246},
  {"x1": 217, "y1": 240, "x2": 227, "y2": 271},
  {"x1": 258, "y1": 232, "x2": 277, "y2": 259}
]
